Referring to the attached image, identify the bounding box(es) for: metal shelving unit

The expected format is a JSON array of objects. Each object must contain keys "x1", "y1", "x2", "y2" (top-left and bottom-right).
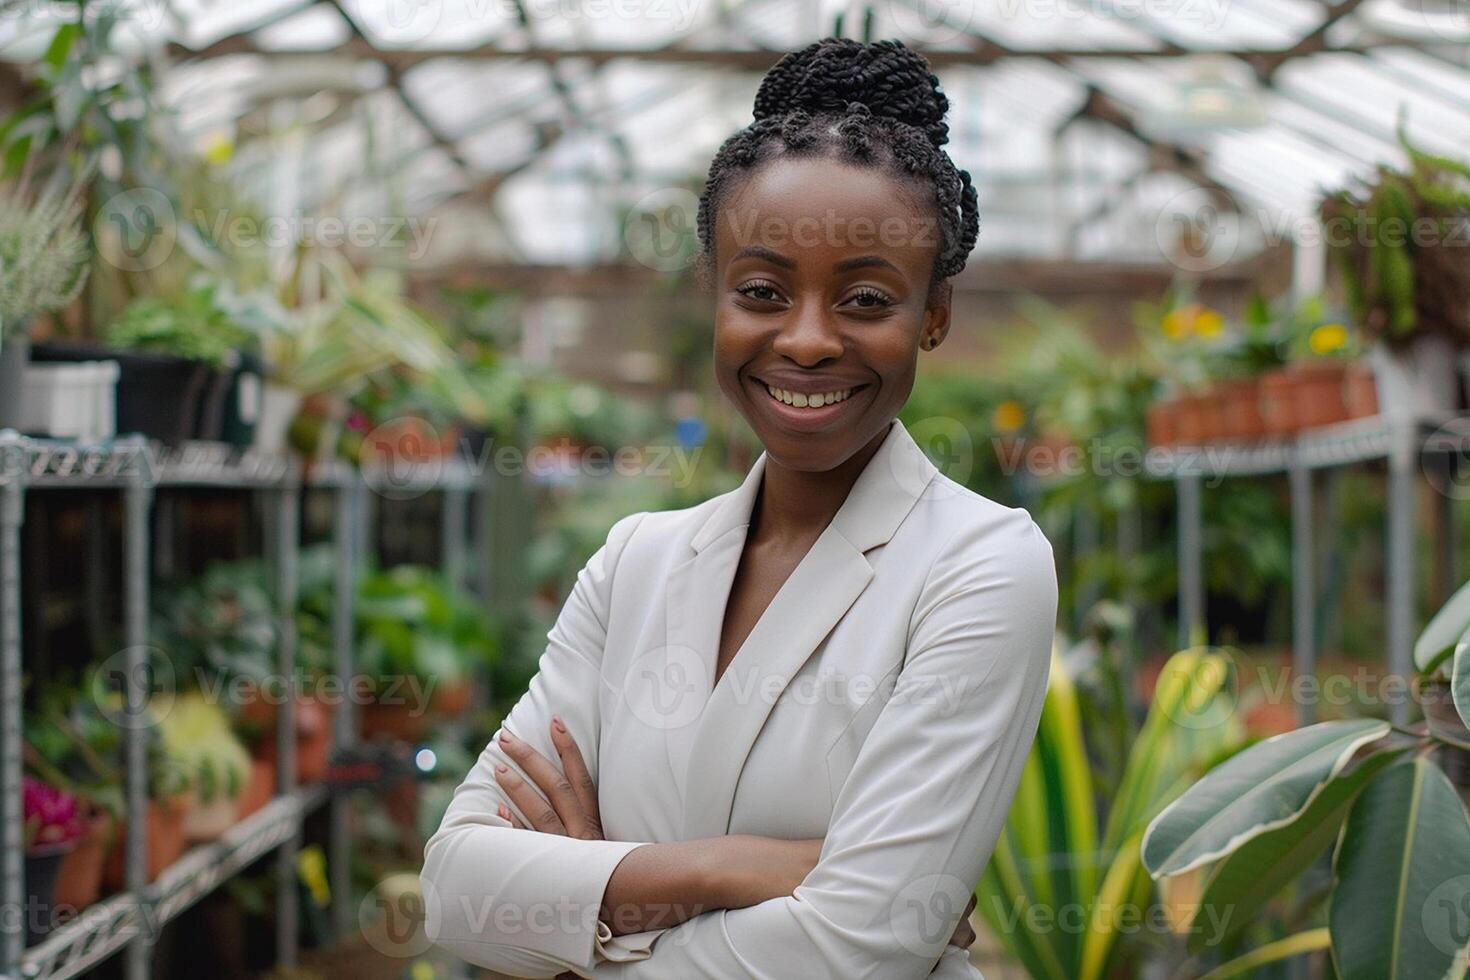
[
  {"x1": 1145, "y1": 413, "x2": 1468, "y2": 725},
  {"x1": 0, "y1": 431, "x2": 489, "y2": 980}
]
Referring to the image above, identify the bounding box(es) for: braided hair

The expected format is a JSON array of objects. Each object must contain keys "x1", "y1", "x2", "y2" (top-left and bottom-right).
[{"x1": 696, "y1": 38, "x2": 980, "y2": 289}]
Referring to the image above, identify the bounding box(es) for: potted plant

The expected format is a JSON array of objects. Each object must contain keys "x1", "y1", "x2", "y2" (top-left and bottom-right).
[
  {"x1": 24, "y1": 685, "x2": 122, "y2": 914},
  {"x1": 1138, "y1": 298, "x2": 1232, "y2": 446},
  {"x1": 976, "y1": 645, "x2": 1243, "y2": 979},
  {"x1": 1322, "y1": 127, "x2": 1470, "y2": 418},
  {"x1": 0, "y1": 178, "x2": 91, "y2": 432},
  {"x1": 1141, "y1": 581, "x2": 1470, "y2": 980},
  {"x1": 23, "y1": 776, "x2": 84, "y2": 944},
  {"x1": 158, "y1": 693, "x2": 253, "y2": 842},
  {"x1": 350, "y1": 563, "x2": 497, "y2": 742}
]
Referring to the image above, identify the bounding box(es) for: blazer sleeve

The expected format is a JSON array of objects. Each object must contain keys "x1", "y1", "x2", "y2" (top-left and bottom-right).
[
  {"x1": 592, "y1": 511, "x2": 1058, "y2": 980},
  {"x1": 421, "y1": 510, "x2": 655, "y2": 978}
]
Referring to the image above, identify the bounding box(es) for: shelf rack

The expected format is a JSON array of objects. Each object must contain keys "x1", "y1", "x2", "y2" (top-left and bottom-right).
[
  {"x1": 0, "y1": 431, "x2": 489, "y2": 980},
  {"x1": 1145, "y1": 413, "x2": 1469, "y2": 726}
]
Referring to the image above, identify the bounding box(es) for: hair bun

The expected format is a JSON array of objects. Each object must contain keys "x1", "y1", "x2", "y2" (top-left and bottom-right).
[{"x1": 752, "y1": 38, "x2": 951, "y2": 148}]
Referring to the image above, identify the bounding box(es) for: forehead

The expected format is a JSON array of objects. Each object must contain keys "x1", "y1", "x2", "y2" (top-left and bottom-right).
[{"x1": 715, "y1": 155, "x2": 937, "y2": 268}]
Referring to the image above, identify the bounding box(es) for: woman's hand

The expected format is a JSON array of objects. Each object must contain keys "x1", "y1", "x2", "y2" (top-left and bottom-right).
[{"x1": 492, "y1": 715, "x2": 604, "y2": 840}]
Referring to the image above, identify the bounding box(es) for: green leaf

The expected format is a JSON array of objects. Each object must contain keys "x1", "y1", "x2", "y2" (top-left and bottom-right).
[
  {"x1": 1417, "y1": 579, "x2": 1470, "y2": 673},
  {"x1": 1143, "y1": 719, "x2": 1389, "y2": 878},
  {"x1": 1186, "y1": 747, "x2": 1406, "y2": 953},
  {"x1": 43, "y1": 24, "x2": 82, "y2": 72},
  {"x1": 1455, "y1": 625, "x2": 1470, "y2": 733},
  {"x1": 1197, "y1": 929, "x2": 1332, "y2": 980},
  {"x1": 1331, "y1": 756, "x2": 1470, "y2": 980}
]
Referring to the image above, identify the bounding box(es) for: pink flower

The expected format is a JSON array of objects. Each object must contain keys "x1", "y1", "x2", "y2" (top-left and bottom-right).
[{"x1": 23, "y1": 777, "x2": 82, "y2": 851}]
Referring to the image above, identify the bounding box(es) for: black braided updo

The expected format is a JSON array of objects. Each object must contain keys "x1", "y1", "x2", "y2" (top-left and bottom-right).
[{"x1": 696, "y1": 38, "x2": 980, "y2": 288}]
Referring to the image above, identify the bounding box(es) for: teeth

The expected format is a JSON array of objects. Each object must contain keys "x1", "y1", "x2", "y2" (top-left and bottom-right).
[{"x1": 764, "y1": 384, "x2": 854, "y2": 408}]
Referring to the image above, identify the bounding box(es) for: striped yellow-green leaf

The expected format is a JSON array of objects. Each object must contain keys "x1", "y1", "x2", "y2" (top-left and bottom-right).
[
  {"x1": 1184, "y1": 747, "x2": 1405, "y2": 954},
  {"x1": 1197, "y1": 929, "x2": 1332, "y2": 980},
  {"x1": 1142, "y1": 718, "x2": 1389, "y2": 878},
  {"x1": 1416, "y1": 579, "x2": 1470, "y2": 673},
  {"x1": 1330, "y1": 756, "x2": 1470, "y2": 980}
]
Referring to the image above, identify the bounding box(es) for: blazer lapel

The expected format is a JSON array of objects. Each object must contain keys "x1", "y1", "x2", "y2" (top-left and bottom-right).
[{"x1": 676, "y1": 420, "x2": 940, "y2": 839}]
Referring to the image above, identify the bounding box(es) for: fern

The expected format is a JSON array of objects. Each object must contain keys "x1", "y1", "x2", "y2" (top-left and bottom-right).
[{"x1": 0, "y1": 182, "x2": 90, "y2": 338}]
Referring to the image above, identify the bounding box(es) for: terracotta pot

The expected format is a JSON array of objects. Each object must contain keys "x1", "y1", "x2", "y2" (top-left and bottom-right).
[
  {"x1": 1174, "y1": 394, "x2": 1213, "y2": 446},
  {"x1": 434, "y1": 678, "x2": 474, "y2": 719},
  {"x1": 54, "y1": 809, "x2": 115, "y2": 913},
  {"x1": 1215, "y1": 377, "x2": 1266, "y2": 441},
  {"x1": 1290, "y1": 361, "x2": 1352, "y2": 430},
  {"x1": 1344, "y1": 360, "x2": 1379, "y2": 419},
  {"x1": 236, "y1": 757, "x2": 276, "y2": 820},
  {"x1": 243, "y1": 693, "x2": 334, "y2": 785},
  {"x1": 104, "y1": 794, "x2": 189, "y2": 889},
  {"x1": 1259, "y1": 369, "x2": 1300, "y2": 436},
  {"x1": 362, "y1": 676, "x2": 478, "y2": 742},
  {"x1": 1146, "y1": 400, "x2": 1179, "y2": 448}
]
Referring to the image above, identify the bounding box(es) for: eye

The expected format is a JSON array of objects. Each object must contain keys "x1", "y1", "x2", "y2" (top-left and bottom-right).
[
  {"x1": 735, "y1": 279, "x2": 785, "y2": 303},
  {"x1": 844, "y1": 287, "x2": 895, "y2": 310}
]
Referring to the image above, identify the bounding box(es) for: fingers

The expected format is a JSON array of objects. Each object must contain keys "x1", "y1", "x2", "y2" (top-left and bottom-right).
[
  {"x1": 549, "y1": 715, "x2": 603, "y2": 836},
  {"x1": 495, "y1": 803, "x2": 526, "y2": 830},
  {"x1": 494, "y1": 729, "x2": 592, "y2": 837},
  {"x1": 949, "y1": 893, "x2": 978, "y2": 949}
]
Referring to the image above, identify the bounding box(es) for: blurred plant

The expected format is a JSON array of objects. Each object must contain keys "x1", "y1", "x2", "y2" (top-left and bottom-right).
[
  {"x1": 1134, "y1": 287, "x2": 1235, "y2": 390},
  {"x1": 106, "y1": 274, "x2": 264, "y2": 366},
  {"x1": 1322, "y1": 120, "x2": 1470, "y2": 347},
  {"x1": 0, "y1": 177, "x2": 90, "y2": 345},
  {"x1": 152, "y1": 558, "x2": 292, "y2": 693},
  {"x1": 976, "y1": 646, "x2": 1243, "y2": 980},
  {"x1": 158, "y1": 693, "x2": 251, "y2": 805},
  {"x1": 23, "y1": 776, "x2": 83, "y2": 853},
  {"x1": 1141, "y1": 581, "x2": 1470, "y2": 980}
]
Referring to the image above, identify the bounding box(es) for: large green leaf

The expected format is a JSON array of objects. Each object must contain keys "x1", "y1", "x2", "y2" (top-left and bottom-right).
[
  {"x1": 1455, "y1": 625, "x2": 1470, "y2": 733},
  {"x1": 1185, "y1": 747, "x2": 1405, "y2": 953},
  {"x1": 1417, "y1": 579, "x2": 1470, "y2": 673},
  {"x1": 1331, "y1": 756, "x2": 1470, "y2": 980},
  {"x1": 1143, "y1": 719, "x2": 1389, "y2": 878}
]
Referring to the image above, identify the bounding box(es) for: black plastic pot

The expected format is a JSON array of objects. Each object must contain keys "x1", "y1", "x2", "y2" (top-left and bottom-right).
[
  {"x1": 219, "y1": 351, "x2": 263, "y2": 449},
  {"x1": 31, "y1": 342, "x2": 212, "y2": 445},
  {"x1": 24, "y1": 845, "x2": 69, "y2": 946}
]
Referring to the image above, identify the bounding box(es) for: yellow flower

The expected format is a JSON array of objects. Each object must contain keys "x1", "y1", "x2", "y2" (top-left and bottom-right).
[
  {"x1": 203, "y1": 133, "x2": 235, "y2": 166},
  {"x1": 1161, "y1": 307, "x2": 1191, "y2": 340},
  {"x1": 992, "y1": 400, "x2": 1026, "y2": 434},
  {"x1": 1309, "y1": 322, "x2": 1349, "y2": 355},
  {"x1": 1194, "y1": 308, "x2": 1224, "y2": 337}
]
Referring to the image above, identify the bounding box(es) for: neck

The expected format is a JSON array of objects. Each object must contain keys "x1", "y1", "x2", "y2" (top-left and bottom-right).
[{"x1": 750, "y1": 423, "x2": 892, "y2": 545}]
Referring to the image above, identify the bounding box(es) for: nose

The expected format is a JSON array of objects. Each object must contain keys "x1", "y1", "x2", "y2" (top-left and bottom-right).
[{"x1": 770, "y1": 300, "x2": 844, "y2": 367}]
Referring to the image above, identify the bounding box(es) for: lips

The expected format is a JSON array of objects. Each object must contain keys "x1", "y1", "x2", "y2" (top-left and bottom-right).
[{"x1": 747, "y1": 375, "x2": 870, "y2": 432}]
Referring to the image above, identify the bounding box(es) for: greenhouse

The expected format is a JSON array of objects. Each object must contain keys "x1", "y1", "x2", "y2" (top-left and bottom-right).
[{"x1": 2, "y1": 1, "x2": 1470, "y2": 978}]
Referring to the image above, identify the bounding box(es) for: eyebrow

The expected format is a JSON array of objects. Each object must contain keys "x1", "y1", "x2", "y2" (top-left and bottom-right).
[{"x1": 731, "y1": 246, "x2": 901, "y2": 275}]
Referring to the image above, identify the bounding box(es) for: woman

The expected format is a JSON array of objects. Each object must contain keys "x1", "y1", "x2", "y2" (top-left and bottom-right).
[{"x1": 422, "y1": 38, "x2": 1057, "y2": 980}]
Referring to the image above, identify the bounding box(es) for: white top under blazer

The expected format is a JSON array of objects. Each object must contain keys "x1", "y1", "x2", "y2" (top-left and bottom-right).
[{"x1": 422, "y1": 418, "x2": 1058, "y2": 979}]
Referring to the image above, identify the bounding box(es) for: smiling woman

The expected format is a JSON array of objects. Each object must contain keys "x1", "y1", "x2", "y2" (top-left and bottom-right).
[{"x1": 422, "y1": 37, "x2": 1057, "y2": 980}]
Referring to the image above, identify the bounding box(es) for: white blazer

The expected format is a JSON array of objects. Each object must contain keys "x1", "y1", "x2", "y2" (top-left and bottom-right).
[{"x1": 422, "y1": 418, "x2": 1058, "y2": 980}]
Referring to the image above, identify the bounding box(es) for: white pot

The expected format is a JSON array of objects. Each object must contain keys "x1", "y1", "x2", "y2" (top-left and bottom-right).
[
  {"x1": 1369, "y1": 335, "x2": 1459, "y2": 419},
  {"x1": 182, "y1": 795, "x2": 241, "y2": 843},
  {"x1": 20, "y1": 361, "x2": 119, "y2": 441},
  {"x1": 253, "y1": 383, "x2": 301, "y2": 455}
]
